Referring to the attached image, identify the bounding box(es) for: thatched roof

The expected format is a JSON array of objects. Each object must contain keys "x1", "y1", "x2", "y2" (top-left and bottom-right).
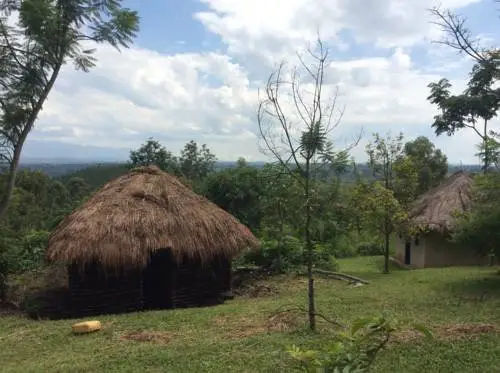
[
  {"x1": 46, "y1": 165, "x2": 259, "y2": 268},
  {"x1": 409, "y1": 171, "x2": 473, "y2": 233}
]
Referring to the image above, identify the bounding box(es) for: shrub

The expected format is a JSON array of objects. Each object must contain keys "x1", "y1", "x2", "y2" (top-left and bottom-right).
[
  {"x1": 314, "y1": 243, "x2": 339, "y2": 271},
  {"x1": 20, "y1": 230, "x2": 50, "y2": 270},
  {"x1": 242, "y1": 236, "x2": 340, "y2": 273},
  {"x1": 287, "y1": 316, "x2": 432, "y2": 372},
  {"x1": 356, "y1": 241, "x2": 384, "y2": 256},
  {"x1": 243, "y1": 235, "x2": 304, "y2": 273}
]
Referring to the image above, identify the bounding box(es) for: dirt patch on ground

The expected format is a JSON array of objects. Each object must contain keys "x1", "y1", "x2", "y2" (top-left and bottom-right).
[
  {"x1": 436, "y1": 323, "x2": 498, "y2": 340},
  {"x1": 0, "y1": 301, "x2": 23, "y2": 317},
  {"x1": 232, "y1": 267, "x2": 309, "y2": 298},
  {"x1": 267, "y1": 310, "x2": 303, "y2": 332},
  {"x1": 393, "y1": 323, "x2": 498, "y2": 344},
  {"x1": 213, "y1": 315, "x2": 267, "y2": 339},
  {"x1": 212, "y1": 310, "x2": 303, "y2": 340},
  {"x1": 232, "y1": 267, "x2": 281, "y2": 298},
  {"x1": 120, "y1": 331, "x2": 173, "y2": 345}
]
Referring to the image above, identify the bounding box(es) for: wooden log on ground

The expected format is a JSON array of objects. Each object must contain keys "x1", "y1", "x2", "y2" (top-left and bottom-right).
[{"x1": 312, "y1": 269, "x2": 369, "y2": 284}]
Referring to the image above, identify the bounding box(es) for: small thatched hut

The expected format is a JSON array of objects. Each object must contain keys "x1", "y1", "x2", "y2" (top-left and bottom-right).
[
  {"x1": 46, "y1": 165, "x2": 259, "y2": 317},
  {"x1": 395, "y1": 171, "x2": 488, "y2": 268}
]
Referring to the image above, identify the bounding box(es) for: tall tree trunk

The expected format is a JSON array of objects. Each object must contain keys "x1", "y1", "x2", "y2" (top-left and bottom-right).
[
  {"x1": 483, "y1": 118, "x2": 489, "y2": 174},
  {"x1": 0, "y1": 63, "x2": 63, "y2": 221},
  {"x1": 383, "y1": 160, "x2": 390, "y2": 274},
  {"x1": 277, "y1": 199, "x2": 284, "y2": 273},
  {"x1": 384, "y1": 215, "x2": 390, "y2": 274},
  {"x1": 0, "y1": 274, "x2": 7, "y2": 302},
  {"x1": 305, "y1": 159, "x2": 316, "y2": 331},
  {"x1": 0, "y1": 143, "x2": 23, "y2": 221}
]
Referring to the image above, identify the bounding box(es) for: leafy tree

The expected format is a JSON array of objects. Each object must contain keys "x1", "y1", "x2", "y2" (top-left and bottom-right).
[
  {"x1": 428, "y1": 7, "x2": 500, "y2": 173},
  {"x1": 179, "y1": 140, "x2": 217, "y2": 183},
  {"x1": 0, "y1": 0, "x2": 140, "y2": 221},
  {"x1": 258, "y1": 164, "x2": 302, "y2": 271},
  {"x1": 453, "y1": 172, "x2": 500, "y2": 258},
  {"x1": 475, "y1": 137, "x2": 500, "y2": 170},
  {"x1": 201, "y1": 159, "x2": 262, "y2": 232},
  {"x1": 257, "y1": 38, "x2": 359, "y2": 330},
  {"x1": 392, "y1": 156, "x2": 418, "y2": 211},
  {"x1": 366, "y1": 133, "x2": 406, "y2": 273},
  {"x1": 1, "y1": 169, "x2": 70, "y2": 232},
  {"x1": 65, "y1": 176, "x2": 90, "y2": 202},
  {"x1": 402, "y1": 136, "x2": 448, "y2": 194},
  {"x1": 58, "y1": 163, "x2": 129, "y2": 190},
  {"x1": 351, "y1": 181, "x2": 407, "y2": 266},
  {"x1": 129, "y1": 138, "x2": 180, "y2": 174}
]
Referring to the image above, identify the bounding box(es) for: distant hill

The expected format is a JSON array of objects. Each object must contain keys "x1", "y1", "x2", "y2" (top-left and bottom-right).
[
  {"x1": 18, "y1": 160, "x2": 482, "y2": 187},
  {"x1": 19, "y1": 163, "x2": 100, "y2": 177},
  {"x1": 56, "y1": 163, "x2": 131, "y2": 190}
]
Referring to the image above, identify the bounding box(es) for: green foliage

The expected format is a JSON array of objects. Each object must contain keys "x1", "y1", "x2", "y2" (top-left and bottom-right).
[
  {"x1": 453, "y1": 172, "x2": 500, "y2": 257},
  {"x1": 129, "y1": 138, "x2": 180, "y2": 174},
  {"x1": 0, "y1": 0, "x2": 140, "y2": 220},
  {"x1": 364, "y1": 133, "x2": 415, "y2": 273},
  {"x1": 287, "y1": 316, "x2": 405, "y2": 372},
  {"x1": 21, "y1": 229, "x2": 50, "y2": 269},
  {"x1": 129, "y1": 138, "x2": 217, "y2": 188},
  {"x1": 355, "y1": 241, "x2": 383, "y2": 257},
  {"x1": 427, "y1": 50, "x2": 500, "y2": 171},
  {"x1": 201, "y1": 160, "x2": 262, "y2": 231},
  {"x1": 1, "y1": 169, "x2": 72, "y2": 232},
  {"x1": 179, "y1": 140, "x2": 217, "y2": 183},
  {"x1": 65, "y1": 176, "x2": 90, "y2": 201},
  {"x1": 350, "y1": 180, "x2": 407, "y2": 273},
  {"x1": 475, "y1": 137, "x2": 500, "y2": 170},
  {"x1": 245, "y1": 235, "x2": 305, "y2": 272},
  {"x1": 392, "y1": 156, "x2": 418, "y2": 210},
  {"x1": 401, "y1": 136, "x2": 448, "y2": 195},
  {"x1": 57, "y1": 164, "x2": 129, "y2": 190}
]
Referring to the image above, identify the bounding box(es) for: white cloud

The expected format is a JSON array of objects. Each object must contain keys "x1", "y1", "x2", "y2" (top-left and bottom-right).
[
  {"x1": 28, "y1": 0, "x2": 494, "y2": 163},
  {"x1": 195, "y1": 0, "x2": 482, "y2": 60}
]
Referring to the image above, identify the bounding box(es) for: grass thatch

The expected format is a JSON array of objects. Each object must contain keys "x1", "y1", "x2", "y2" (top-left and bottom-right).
[
  {"x1": 46, "y1": 166, "x2": 259, "y2": 268},
  {"x1": 409, "y1": 171, "x2": 473, "y2": 233}
]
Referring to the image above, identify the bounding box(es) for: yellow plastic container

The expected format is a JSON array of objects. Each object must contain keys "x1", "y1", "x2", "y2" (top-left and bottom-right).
[{"x1": 72, "y1": 320, "x2": 102, "y2": 334}]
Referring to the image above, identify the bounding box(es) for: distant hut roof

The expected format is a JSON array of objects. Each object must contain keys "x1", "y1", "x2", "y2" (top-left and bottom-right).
[
  {"x1": 46, "y1": 165, "x2": 259, "y2": 268},
  {"x1": 409, "y1": 171, "x2": 473, "y2": 233}
]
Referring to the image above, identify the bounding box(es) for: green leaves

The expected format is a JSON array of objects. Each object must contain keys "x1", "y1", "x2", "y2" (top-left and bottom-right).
[
  {"x1": 286, "y1": 315, "x2": 409, "y2": 372},
  {"x1": 0, "y1": 0, "x2": 140, "y2": 221},
  {"x1": 427, "y1": 49, "x2": 500, "y2": 171},
  {"x1": 453, "y1": 172, "x2": 500, "y2": 257},
  {"x1": 129, "y1": 138, "x2": 181, "y2": 175}
]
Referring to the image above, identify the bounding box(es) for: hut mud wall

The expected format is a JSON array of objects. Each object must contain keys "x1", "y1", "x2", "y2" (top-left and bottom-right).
[
  {"x1": 422, "y1": 232, "x2": 489, "y2": 267},
  {"x1": 171, "y1": 254, "x2": 232, "y2": 308},
  {"x1": 67, "y1": 252, "x2": 234, "y2": 317},
  {"x1": 68, "y1": 263, "x2": 144, "y2": 317}
]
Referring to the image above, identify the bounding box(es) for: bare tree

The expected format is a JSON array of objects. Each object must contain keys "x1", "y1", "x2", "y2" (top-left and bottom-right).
[
  {"x1": 257, "y1": 37, "x2": 359, "y2": 331},
  {"x1": 429, "y1": 7, "x2": 490, "y2": 64}
]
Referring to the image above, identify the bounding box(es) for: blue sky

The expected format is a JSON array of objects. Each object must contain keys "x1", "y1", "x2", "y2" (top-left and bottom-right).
[{"x1": 22, "y1": 0, "x2": 500, "y2": 164}]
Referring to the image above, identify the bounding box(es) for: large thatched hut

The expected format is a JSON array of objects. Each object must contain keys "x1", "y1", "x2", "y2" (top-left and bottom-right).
[
  {"x1": 395, "y1": 171, "x2": 488, "y2": 268},
  {"x1": 46, "y1": 165, "x2": 259, "y2": 317}
]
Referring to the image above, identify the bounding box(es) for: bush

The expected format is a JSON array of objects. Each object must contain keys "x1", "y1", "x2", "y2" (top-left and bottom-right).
[
  {"x1": 287, "y1": 316, "x2": 432, "y2": 372},
  {"x1": 243, "y1": 235, "x2": 304, "y2": 272},
  {"x1": 356, "y1": 241, "x2": 384, "y2": 256},
  {"x1": 314, "y1": 243, "x2": 339, "y2": 271},
  {"x1": 0, "y1": 228, "x2": 50, "y2": 302},
  {"x1": 20, "y1": 230, "x2": 50, "y2": 270},
  {"x1": 242, "y1": 236, "x2": 339, "y2": 273}
]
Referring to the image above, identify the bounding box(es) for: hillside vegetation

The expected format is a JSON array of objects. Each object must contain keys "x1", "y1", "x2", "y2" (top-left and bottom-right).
[{"x1": 1, "y1": 257, "x2": 499, "y2": 373}]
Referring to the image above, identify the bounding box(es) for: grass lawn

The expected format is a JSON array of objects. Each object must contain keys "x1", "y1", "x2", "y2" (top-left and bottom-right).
[{"x1": 1, "y1": 256, "x2": 500, "y2": 372}]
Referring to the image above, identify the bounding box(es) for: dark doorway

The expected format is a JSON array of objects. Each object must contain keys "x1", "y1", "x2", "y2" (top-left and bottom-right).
[
  {"x1": 142, "y1": 249, "x2": 175, "y2": 309},
  {"x1": 404, "y1": 241, "x2": 411, "y2": 265}
]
